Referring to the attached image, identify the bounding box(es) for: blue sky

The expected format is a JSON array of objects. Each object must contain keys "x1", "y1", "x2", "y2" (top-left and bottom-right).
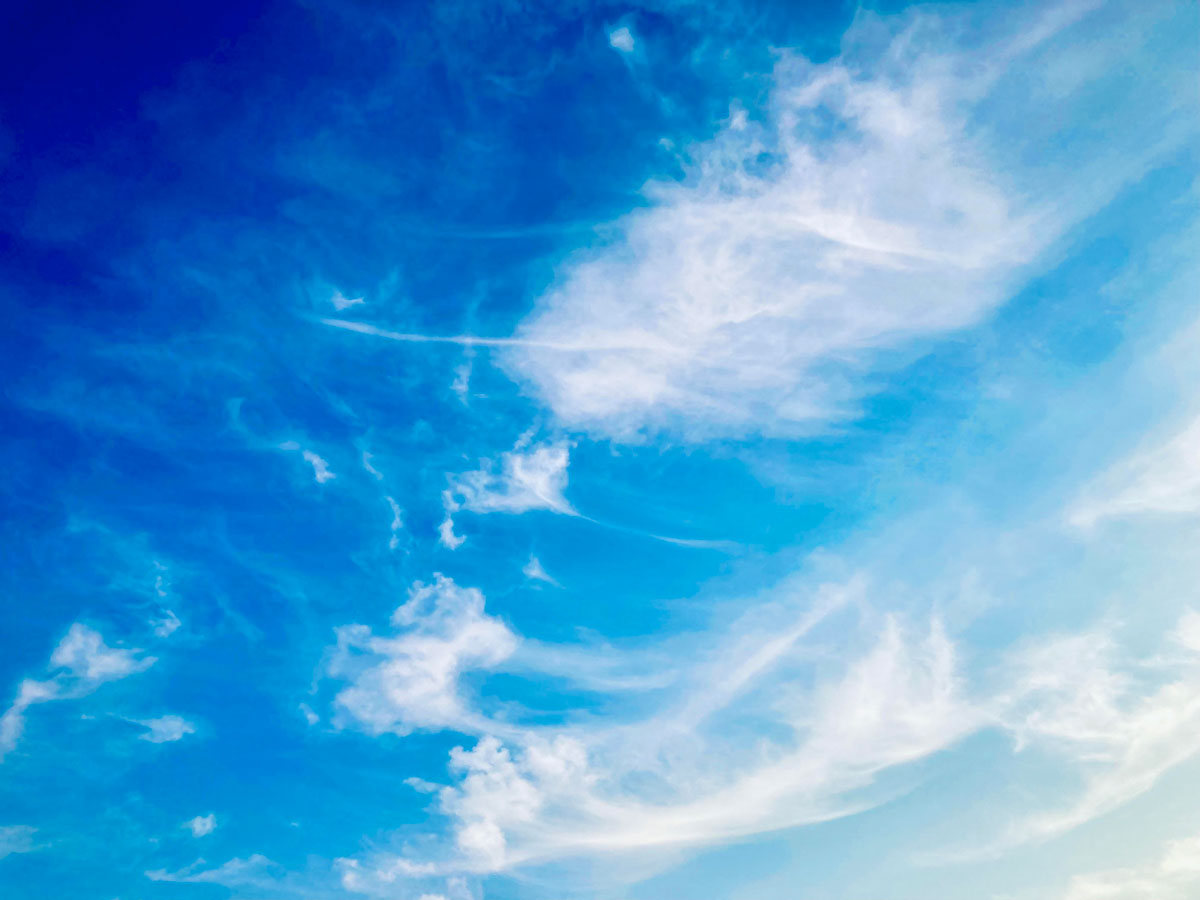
[{"x1": 1, "y1": 0, "x2": 1199, "y2": 897}]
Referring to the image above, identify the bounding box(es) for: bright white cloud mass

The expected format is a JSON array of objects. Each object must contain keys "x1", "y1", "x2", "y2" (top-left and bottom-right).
[
  {"x1": 2, "y1": 1, "x2": 1198, "y2": 899},
  {"x1": 504, "y1": 1, "x2": 1192, "y2": 440},
  {"x1": 329, "y1": 576, "x2": 519, "y2": 737}
]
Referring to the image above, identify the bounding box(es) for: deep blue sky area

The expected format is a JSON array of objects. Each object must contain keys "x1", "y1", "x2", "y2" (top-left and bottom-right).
[{"x1": 1, "y1": 1, "x2": 1198, "y2": 899}]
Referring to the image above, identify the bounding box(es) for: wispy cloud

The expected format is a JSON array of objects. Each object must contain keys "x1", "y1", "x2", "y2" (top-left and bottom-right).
[
  {"x1": 5, "y1": 0, "x2": 1197, "y2": 897},
  {"x1": 330, "y1": 572, "x2": 981, "y2": 877},
  {"x1": 330, "y1": 290, "x2": 364, "y2": 311},
  {"x1": 1070, "y1": 413, "x2": 1200, "y2": 528},
  {"x1": 50, "y1": 623, "x2": 154, "y2": 682},
  {"x1": 146, "y1": 853, "x2": 275, "y2": 884},
  {"x1": 150, "y1": 609, "x2": 182, "y2": 638},
  {"x1": 931, "y1": 612, "x2": 1200, "y2": 861},
  {"x1": 334, "y1": 577, "x2": 1200, "y2": 882},
  {"x1": 1, "y1": 624, "x2": 156, "y2": 761},
  {"x1": 280, "y1": 441, "x2": 336, "y2": 484},
  {"x1": 521, "y1": 555, "x2": 558, "y2": 586},
  {"x1": 343, "y1": 605, "x2": 976, "y2": 877},
  {"x1": 500, "y1": 1, "x2": 1193, "y2": 440},
  {"x1": 1063, "y1": 829, "x2": 1200, "y2": 900},
  {"x1": 439, "y1": 440, "x2": 575, "y2": 547},
  {"x1": 0, "y1": 825, "x2": 37, "y2": 860},
  {"x1": 446, "y1": 440, "x2": 573, "y2": 516},
  {"x1": 386, "y1": 496, "x2": 404, "y2": 551},
  {"x1": 319, "y1": 318, "x2": 581, "y2": 350}
]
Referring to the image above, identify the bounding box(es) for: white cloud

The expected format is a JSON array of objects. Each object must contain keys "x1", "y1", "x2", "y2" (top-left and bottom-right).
[
  {"x1": 386, "y1": 496, "x2": 403, "y2": 551},
  {"x1": 134, "y1": 714, "x2": 196, "y2": 744},
  {"x1": 977, "y1": 612, "x2": 1200, "y2": 854},
  {"x1": 299, "y1": 702, "x2": 319, "y2": 726},
  {"x1": 280, "y1": 441, "x2": 336, "y2": 483},
  {"x1": 338, "y1": 855, "x2": 440, "y2": 892},
  {"x1": 1, "y1": 624, "x2": 155, "y2": 761},
  {"x1": 347, "y1": 607, "x2": 976, "y2": 877},
  {"x1": 151, "y1": 609, "x2": 181, "y2": 638},
  {"x1": 0, "y1": 680, "x2": 59, "y2": 760},
  {"x1": 50, "y1": 623, "x2": 154, "y2": 682},
  {"x1": 503, "y1": 2, "x2": 1193, "y2": 440},
  {"x1": 1070, "y1": 414, "x2": 1200, "y2": 528},
  {"x1": 331, "y1": 290, "x2": 364, "y2": 311},
  {"x1": 146, "y1": 854, "x2": 274, "y2": 885},
  {"x1": 521, "y1": 555, "x2": 558, "y2": 586},
  {"x1": 1063, "y1": 830, "x2": 1200, "y2": 900},
  {"x1": 332, "y1": 592, "x2": 1200, "y2": 882},
  {"x1": 0, "y1": 825, "x2": 36, "y2": 859},
  {"x1": 362, "y1": 451, "x2": 384, "y2": 480},
  {"x1": 183, "y1": 814, "x2": 217, "y2": 838},
  {"x1": 438, "y1": 441, "x2": 574, "y2": 547},
  {"x1": 608, "y1": 25, "x2": 635, "y2": 53},
  {"x1": 314, "y1": 3, "x2": 1198, "y2": 889},
  {"x1": 304, "y1": 450, "x2": 335, "y2": 483},
  {"x1": 445, "y1": 441, "x2": 574, "y2": 517},
  {"x1": 337, "y1": 858, "x2": 474, "y2": 899},
  {"x1": 438, "y1": 505, "x2": 466, "y2": 551},
  {"x1": 439, "y1": 734, "x2": 591, "y2": 871},
  {"x1": 329, "y1": 575, "x2": 518, "y2": 736},
  {"x1": 451, "y1": 363, "x2": 471, "y2": 403}
]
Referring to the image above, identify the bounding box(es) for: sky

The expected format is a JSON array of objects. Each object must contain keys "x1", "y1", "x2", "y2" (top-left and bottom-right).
[{"x1": 1, "y1": 0, "x2": 1198, "y2": 898}]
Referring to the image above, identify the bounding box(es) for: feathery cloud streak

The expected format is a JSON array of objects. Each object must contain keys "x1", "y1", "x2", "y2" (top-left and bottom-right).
[{"x1": 503, "y1": 1, "x2": 1194, "y2": 440}]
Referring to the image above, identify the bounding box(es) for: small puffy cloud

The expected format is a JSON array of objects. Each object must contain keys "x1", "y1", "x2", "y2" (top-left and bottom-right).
[
  {"x1": 134, "y1": 715, "x2": 196, "y2": 744},
  {"x1": 151, "y1": 609, "x2": 181, "y2": 638},
  {"x1": 183, "y1": 814, "x2": 217, "y2": 837},
  {"x1": 280, "y1": 441, "x2": 336, "y2": 483},
  {"x1": 50, "y1": 623, "x2": 155, "y2": 682},
  {"x1": 331, "y1": 290, "x2": 364, "y2": 311},
  {"x1": 299, "y1": 702, "x2": 319, "y2": 726},
  {"x1": 442, "y1": 442, "x2": 574, "y2": 542},
  {"x1": 522, "y1": 555, "x2": 558, "y2": 586},
  {"x1": 438, "y1": 507, "x2": 466, "y2": 551},
  {"x1": 329, "y1": 575, "x2": 518, "y2": 736},
  {"x1": 440, "y1": 734, "x2": 591, "y2": 870},
  {"x1": 0, "y1": 825, "x2": 37, "y2": 859},
  {"x1": 304, "y1": 450, "x2": 335, "y2": 483},
  {"x1": 608, "y1": 25, "x2": 634, "y2": 53}
]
